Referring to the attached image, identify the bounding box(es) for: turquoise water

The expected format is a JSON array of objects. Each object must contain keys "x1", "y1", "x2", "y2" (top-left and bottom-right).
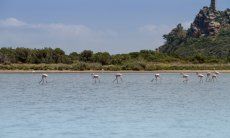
[{"x1": 0, "y1": 73, "x2": 230, "y2": 138}]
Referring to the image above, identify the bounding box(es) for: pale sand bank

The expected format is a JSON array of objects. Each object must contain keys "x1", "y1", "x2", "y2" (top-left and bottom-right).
[{"x1": 0, "y1": 70, "x2": 230, "y2": 73}]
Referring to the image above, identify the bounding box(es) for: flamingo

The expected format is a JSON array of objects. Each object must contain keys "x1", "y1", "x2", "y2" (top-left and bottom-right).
[
  {"x1": 181, "y1": 73, "x2": 189, "y2": 83},
  {"x1": 206, "y1": 72, "x2": 211, "y2": 82},
  {"x1": 196, "y1": 72, "x2": 204, "y2": 83},
  {"x1": 39, "y1": 74, "x2": 48, "y2": 84},
  {"x1": 91, "y1": 73, "x2": 100, "y2": 83},
  {"x1": 210, "y1": 69, "x2": 220, "y2": 82},
  {"x1": 214, "y1": 70, "x2": 220, "y2": 75},
  {"x1": 113, "y1": 73, "x2": 123, "y2": 83},
  {"x1": 151, "y1": 73, "x2": 160, "y2": 82},
  {"x1": 213, "y1": 68, "x2": 220, "y2": 75},
  {"x1": 211, "y1": 73, "x2": 218, "y2": 82}
]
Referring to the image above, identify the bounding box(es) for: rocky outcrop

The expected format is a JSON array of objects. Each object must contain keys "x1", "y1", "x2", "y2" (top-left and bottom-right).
[
  {"x1": 188, "y1": 7, "x2": 230, "y2": 37},
  {"x1": 158, "y1": 1, "x2": 230, "y2": 57},
  {"x1": 188, "y1": 7, "x2": 220, "y2": 37}
]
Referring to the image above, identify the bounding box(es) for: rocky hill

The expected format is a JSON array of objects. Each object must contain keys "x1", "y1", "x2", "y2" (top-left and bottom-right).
[
  {"x1": 159, "y1": 1, "x2": 230, "y2": 60},
  {"x1": 188, "y1": 7, "x2": 230, "y2": 37}
]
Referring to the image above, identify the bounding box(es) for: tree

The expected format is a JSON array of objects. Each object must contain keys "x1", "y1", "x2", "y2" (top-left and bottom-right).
[
  {"x1": 0, "y1": 52, "x2": 4, "y2": 63},
  {"x1": 53, "y1": 48, "x2": 65, "y2": 63},
  {"x1": 0, "y1": 47, "x2": 16, "y2": 63},
  {"x1": 190, "y1": 54, "x2": 206, "y2": 63},
  {"x1": 27, "y1": 49, "x2": 41, "y2": 64},
  {"x1": 79, "y1": 50, "x2": 93, "y2": 62},
  {"x1": 15, "y1": 47, "x2": 30, "y2": 63},
  {"x1": 227, "y1": 50, "x2": 230, "y2": 62},
  {"x1": 163, "y1": 24, "x2": 187, "y2": 45},
  {"x1": 69, "y1": 52, "x2": 79, "y2": 61},
  {"x1": 129, "y1": 52, "x2": 139, "y2": 59},
  {"x1": 92, "y1": 52, "x2": 111, "y2": 65},
  {"x1": 111, "y1": 54, "x2": 131, "y2": 65}
]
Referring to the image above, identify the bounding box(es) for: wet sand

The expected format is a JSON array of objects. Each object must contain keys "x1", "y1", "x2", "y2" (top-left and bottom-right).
[{"x1": 0, "y1": 70, "x2": 230, "y2": 73}]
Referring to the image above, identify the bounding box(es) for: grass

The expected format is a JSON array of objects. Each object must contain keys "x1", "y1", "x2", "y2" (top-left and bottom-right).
[{"x1": 1, "y1": 63, "x2": 230, "y2": 71}]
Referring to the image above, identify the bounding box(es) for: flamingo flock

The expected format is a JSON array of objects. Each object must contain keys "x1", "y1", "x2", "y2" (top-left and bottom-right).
[
  {"x1": 38, "y1": 70, "x2": 221, "y2": 84},
  {"x1": 180, "y1": 71, "x2": 220, "y2": 83}
]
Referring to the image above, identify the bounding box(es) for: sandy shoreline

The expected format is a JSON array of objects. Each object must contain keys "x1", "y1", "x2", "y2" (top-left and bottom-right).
[{"x1": 0, "y1": 70, "x2": 230, "y2": 73}]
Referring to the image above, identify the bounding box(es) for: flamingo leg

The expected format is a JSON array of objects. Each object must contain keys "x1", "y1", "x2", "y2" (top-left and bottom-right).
[
  {"x1": 183, "y1": 78, "x2": 188, "y2": 83},
  {"x1": 212, "y1": 77, "x2": 216, "y2": 82},
  {"x1": 151, "y1": 78, "x2": 155, "y2": 82},
  {"x1": 199, "y1": 77, "x2": 202, "y2": 83},
  {"x1": 39, "y1": 78, "x2": 43, "y2": 84},
  {"x1": 40, "y1": 77, "x2": 45, "y2": 84},
  {"x1": 120, "y1": 77, "x2": 123, "y2": 82},
  {"x1": 112, "y1": 78, "x2": 116, "y2": 83}
]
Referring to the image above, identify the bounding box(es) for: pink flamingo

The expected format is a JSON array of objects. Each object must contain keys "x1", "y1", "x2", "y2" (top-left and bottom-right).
[
  {"x1": 181, "y1": 73, "x2": 189, "y2": 83},
  {"x1": 206, "y1": 72, "x2": 211, "y2": 82},
  {"x1": 151, "y1": 74, "x2": 160, "y2": 82},
  {"x1": 113, "y1": 73, "x2": 123, "y2": 83},
  {"x1": 39, "y1": 74, "x2": 48, "y2": 84},
  {"x1": 91, "y1": 73, "x2": 100, "y2": 83},
  {"x1": 214, "y1": 70, "x2": 220, "y2": 75},
  {"x1": 211, "y1": 73, "x2": 218, "y2": 82},
  {"x1": 196, "y1": 72, "x2": 204, "y2": 83}
]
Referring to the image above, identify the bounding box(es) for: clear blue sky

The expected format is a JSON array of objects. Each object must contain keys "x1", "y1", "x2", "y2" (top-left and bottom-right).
[{"x1": 0, "y1": 0, "x2": 229, "y2": 54}]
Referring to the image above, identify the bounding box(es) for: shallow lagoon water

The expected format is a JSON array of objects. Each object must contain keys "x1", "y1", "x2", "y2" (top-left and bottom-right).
[{"x1": 0, "y1": 73, "x2": 230, "y2": 138}]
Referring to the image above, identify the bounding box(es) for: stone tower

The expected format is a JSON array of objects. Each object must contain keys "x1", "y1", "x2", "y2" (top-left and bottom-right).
[{"x1": 210, "y1": 0, "x2": 216, "y2": 11}]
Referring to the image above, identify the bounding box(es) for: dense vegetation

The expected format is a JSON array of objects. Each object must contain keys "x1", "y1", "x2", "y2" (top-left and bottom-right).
[
  {"x1": 0, "y1": 47, "x2": 183, "y2": 70},
  {"x1": 0, "y1": 47, "x2": 181, "y2": 64},
  {"x1": 0, "y1": 46, "x2": 229, "y2": 71}
]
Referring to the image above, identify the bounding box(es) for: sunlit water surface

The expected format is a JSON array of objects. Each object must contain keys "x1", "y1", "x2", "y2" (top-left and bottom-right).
[{"x1": 0, "y1": 73, "x2": 230, "y2": 138}]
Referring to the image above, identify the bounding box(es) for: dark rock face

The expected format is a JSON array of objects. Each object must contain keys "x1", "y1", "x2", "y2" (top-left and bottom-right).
[
  {"x1": 187, "y1": 0, "x2": 229, "y2": 37},
  {"x1": 188, "y1": 7, "x2": 221, "y2": 37},
  {"x1": 188, "y1": 7, "x2": 230, "y2": 37}
]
